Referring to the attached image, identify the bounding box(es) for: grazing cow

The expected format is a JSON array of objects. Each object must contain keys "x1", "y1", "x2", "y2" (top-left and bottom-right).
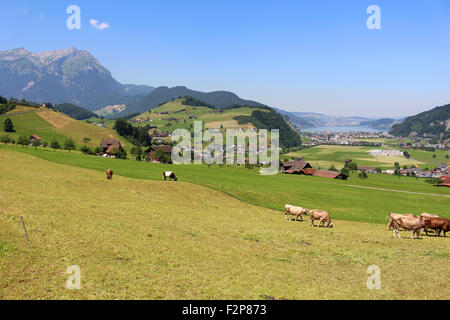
[
  {"x1": 106, "y1": 169, "x2": 113, "y2": 180},
  {"x1": 421, "y1": 213, "x2": 441, "y2": 235},
  {"x1": 423, "y1": 217, "x2": 450, "y2": 237},
  {"x1": 309, "y1": 210, "x2": 333, "y2": 228},
  {"x1": 386, "y1": 213, "x2": 417, "y2": 230},
  {"x1": 285, "y1": 205, "x2": 308, "y2": 221},
  {"x1": 163, "y1": 171, "x2": 177, "y2": 181},
  {"x1": 390, "y1": 213, "x2": 424, "y2": 239}
]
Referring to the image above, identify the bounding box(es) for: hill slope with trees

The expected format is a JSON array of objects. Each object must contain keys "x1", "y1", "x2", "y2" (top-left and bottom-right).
[{"x1": 389, "y1": 104, "x2": 450, "y2": 140}]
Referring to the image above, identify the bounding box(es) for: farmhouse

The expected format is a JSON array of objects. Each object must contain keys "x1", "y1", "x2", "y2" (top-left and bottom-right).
[
  {"x1": 145, "y1": 145, "x2": 172, "y2": 163},
  {"x1": 100, "y1": 139, "x2": 124, "y2": 156},
  {"x1": 29, "y1": 134, "x2": 41, "y2": 142},
  {"x1": 281, "y1": 160, "x2": 312, "y2": 174}
]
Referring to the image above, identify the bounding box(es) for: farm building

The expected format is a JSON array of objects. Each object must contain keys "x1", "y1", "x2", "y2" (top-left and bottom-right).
[
  {"x1": 281, "y1": 160, "x2": 312, "y2": 174},
  {"x1": 301, "y1": 168, "x2": 349, "y2": 180},
  {"x1": 358, "y1": 166, "x2": 378, "y2": 173},
  {"x1": 100, "y1": 139, "x2": 124, "y2": 156},
  {"x1": 441, "y1": 176, "x2": 450, "y2": 187},
  {"x1": 29, "y1": 134, "x2": 41, "y2": 141},
  {"x1": 145, "y1": 145, "x2": 172, "y2": 163}
]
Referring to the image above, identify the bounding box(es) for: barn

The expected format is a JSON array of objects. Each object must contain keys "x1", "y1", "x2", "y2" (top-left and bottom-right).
[
  {"x1": 441, "y1": 176, "x2": 450, "y2": 187},
  {"x1": 100, "y1": 139, "x2": 124, "y2": 157},
  {"x1": 281, "y1": 160, "x2": 312, "y2": 174},
  {"x1": 300, "y1": 168, "x2": 349, "y2": 180}
]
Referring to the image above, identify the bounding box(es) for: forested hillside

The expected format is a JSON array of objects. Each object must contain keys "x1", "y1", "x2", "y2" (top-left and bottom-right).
[
  {"x1": 234, "y1": 108, "x2": 302, "y2": 148},
  {"x1": 390, "y1": 104, "x2": 450, "y2": 140}
]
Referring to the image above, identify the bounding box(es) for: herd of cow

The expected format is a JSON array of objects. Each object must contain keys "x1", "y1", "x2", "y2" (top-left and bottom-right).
[
  {"x1": 285, "y1": 204, "x2": 449, "y2": 239},
  {"x1": 105, "y1": 169, "x2": 447, "y2": 239}
]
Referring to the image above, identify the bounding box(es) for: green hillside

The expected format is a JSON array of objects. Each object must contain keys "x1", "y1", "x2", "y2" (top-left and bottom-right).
[
  {"x1": 390, "y1": 103, "x2": 450, "y2": 140},
  {"x1": 1, "y1": 150, "x2": 449, "y2": 299},
  {"x1": 0, "y1": 108, "x2": 130, "y2": 150},
  {"x1": 133, "y1": 98, "x2": 302, "y2": 148}
]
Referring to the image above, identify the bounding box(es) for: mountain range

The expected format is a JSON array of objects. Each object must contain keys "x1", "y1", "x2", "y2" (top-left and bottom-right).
[
  {"x1": 0, "y1": 47, "x2": 153, "y2": 109},
  {"x1": 0, "y1": 47, "x2": 401, "y2": 130}
]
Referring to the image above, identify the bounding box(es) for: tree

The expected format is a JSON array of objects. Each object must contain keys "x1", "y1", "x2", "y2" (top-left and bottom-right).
[
  {"x1": 64, "y1": 139, "x2": 76, "y2": 152},
  {"x1": 131, "y1": 146, "x2": 143, "y2": 159},
  {"x1": 50, "y1": 139, "x2": 60, "y2": 152},
  {"x1": 432, "y1": 154, "x2": 437, "y2": 159},
  {"x1": 32, "y1": 139, "x2": 41, "y2": 150},
  {"x1": 155, "y1": 149, "x2": 171, "y2": 163},
  {"x1": 358, "y1": 171, "x2": 368, "y2": 179},
  {"x1": 403, "y1": 151, "x2": 411, "y2": 159},
  {"x1": 0, "y1": 135, "x2": 11, "y2": 146},
  {"x1": 328, "y1": 165, "x2": 338, "y2": 172},
  {"x1": 376, "y1": 167, "x2": 382, "y2": 174},
  {"x1": 17, "y1": 135, "x2": 29, "y2": 148},
  {"x1": 446, "y1": 154, "x2": 449, "y2": 160},
  {"x1": 340, "y1": 167, "x2": 350, "y2": 177},
  {"x1": 4, "y1": 118, "x2": 14, "y2": 132},
  {"x1": 425, "y1": 178, "x2": 443, "y2": 186}
]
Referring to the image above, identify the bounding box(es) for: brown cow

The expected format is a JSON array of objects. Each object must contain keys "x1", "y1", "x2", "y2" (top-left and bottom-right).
[
  {"x1": 421, "y1": 213, "x2": 441, "y2": 236},
  {"x1": 386, "y1": 213, "x2": 417, "y2": 230},
  {"x1": 423, "y1": 217, "x2": 450, "y2": 237},
  {"x1": 285, "y1": 204, "x2": 308, "y2": 221},
  {"x1": 309, "y1": 210, "x2": 333, "y2": 228},
  {"x1": 106, "y1": 169, "x2": 113, "y2": 180},
  {"x1": 390, "y1": 213, "x2": 424, "y2": 239}
]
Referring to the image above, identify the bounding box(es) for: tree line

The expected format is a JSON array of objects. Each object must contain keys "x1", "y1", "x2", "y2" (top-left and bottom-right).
[{"x1": 114, "y1": 118, "x2": 152, "y2": 147}]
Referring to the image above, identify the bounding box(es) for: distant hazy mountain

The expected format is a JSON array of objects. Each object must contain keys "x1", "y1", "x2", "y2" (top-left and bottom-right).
[
  {"x1": 0, "y1": 47, "x2": 140, "y2": 110},
  {"x1": 291, "y1": 112, "x2": 373, "y2": 127},
  {"x1": 272, "y1": 108, "x2": 316, "y2": 128},
  {"x1": 390, "y1": 104, "x2": 450, "y2": 139},
  {"x1": 359, "y1": 118, "x2": 397, "y2": 130},
  {"x1": 121, "y1": 86, "x2": 263, "y2": 116}
]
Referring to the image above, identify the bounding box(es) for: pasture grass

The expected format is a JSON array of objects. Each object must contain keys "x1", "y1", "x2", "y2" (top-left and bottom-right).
[
  {"x1": 3, "y1": 145, "x2": 449, "y2": 226},
  {"x1": 284, "y1": 145, "x2": 429, "y2": 169},
  {"x1": 0, "y1": 150, "x2": 448, "y2": 300},
  {"x1": 0, "y1": 109, "x2": 130, "y2": 151}
]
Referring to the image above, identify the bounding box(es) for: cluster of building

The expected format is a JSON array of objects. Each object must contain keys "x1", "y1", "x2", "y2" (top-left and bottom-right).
[{"x1": 305, "y1": 132, "x2": 386, "y2": 146}]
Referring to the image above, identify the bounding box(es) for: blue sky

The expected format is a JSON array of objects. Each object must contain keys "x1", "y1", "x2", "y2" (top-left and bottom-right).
[{"x1": 1, "y1": 0, "x2": 449, "y2": 117}]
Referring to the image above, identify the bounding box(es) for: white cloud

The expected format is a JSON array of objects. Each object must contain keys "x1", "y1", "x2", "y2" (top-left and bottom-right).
[{"x1": 90, "y1": 19, "x2": 110, "y2": 30}]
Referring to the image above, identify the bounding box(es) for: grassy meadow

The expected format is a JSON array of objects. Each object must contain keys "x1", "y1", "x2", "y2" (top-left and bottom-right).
[
  {"x1": 4, "y1": 144, "x2": 449, "y2": 224},
  {"x1": 0, "y1": 150, "x2": 449, "y2": 300},
  {"x1": 131, "y1": 99, "x2": 268, "y2": 135},
  {"x1": 0, "y1": 108, "x2": 130, "y2": 151},
  {"x1": 283, "y1": 144, "x2": 448, "y2": 169}
]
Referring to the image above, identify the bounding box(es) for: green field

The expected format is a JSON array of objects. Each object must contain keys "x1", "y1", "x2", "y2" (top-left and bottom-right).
[
  {"x1": 132, "y1": 99, "x2": 268, "y2": 135},
  {"x1": 0, "y1": 109, "x2": 131, "y2": 151},
  {"x1": 283, "y1": 145, "x2": 448, "y2": 169},
  {"x1": 4, "y1": 145, "x2": 449, "y2": 224},
  {"x1": 0, "y1": 149, "x2": 449, "y2": 299},
  {"x1": 0, "y1": 111, "x2": 69, "y2": 143}
]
